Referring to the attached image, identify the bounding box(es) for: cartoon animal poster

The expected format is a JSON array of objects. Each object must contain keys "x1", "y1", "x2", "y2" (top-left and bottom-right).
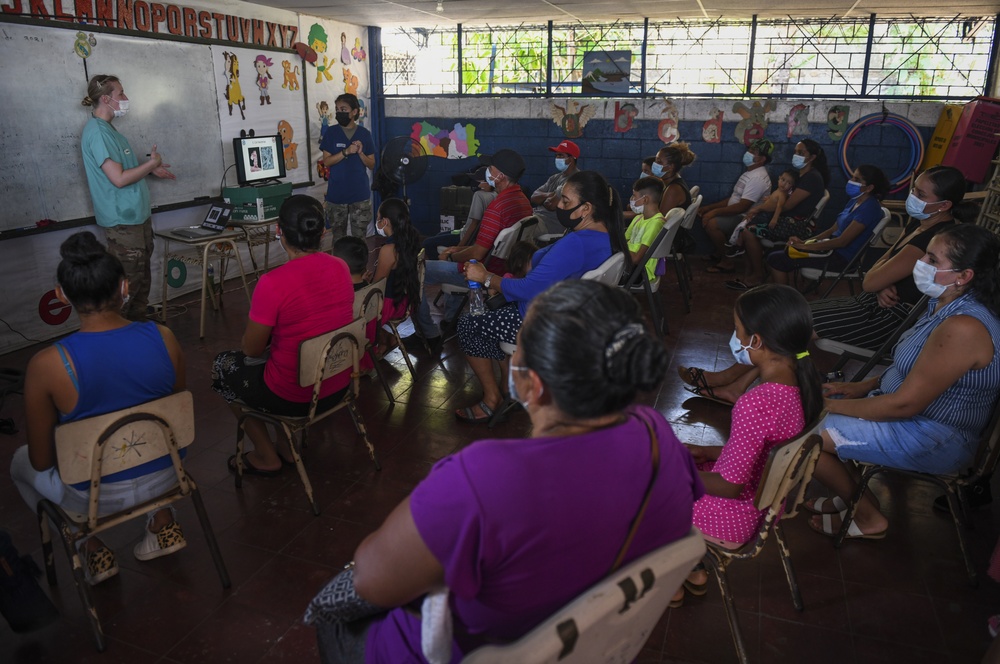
[
  {"x1": 551, "y1": 101, "x2": 596, "y2": 138},
  {"x1": 343, "y1": 68, "x2": 359, "y2": 96},
  {"x1": 787, "y1": 104, "x2": 810, "y2": 137},
  {"x1": 702, "y1": 108, "x2": 723, "y2": 143},
  {"x1": 828, "y1": 105, "x2": 850, "y2": 141},
  {"x1": 614, "y1": 102, "x2": 639, "y2": 133},
  {"x1": 732, "y1": 100, "x2": 775, "y2": 146},
  {"x1": 281, "y1": 60, "x2": 301, "y2": 90},
  {"x1": 352, "y1": 38, "x2": 366, "y2": 62},
  {"x1": 658, "y1": 100, "x2": 680, "y2": 144}
]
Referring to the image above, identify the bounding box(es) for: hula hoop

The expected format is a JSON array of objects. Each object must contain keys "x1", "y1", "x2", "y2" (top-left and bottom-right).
[{"x1": 839, "y1": 113, "x2": 925, "y2": 194}]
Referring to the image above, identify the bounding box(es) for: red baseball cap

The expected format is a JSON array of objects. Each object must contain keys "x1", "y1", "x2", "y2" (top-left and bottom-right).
[{"x1": 548, "y1": 140, "x2": 580, "y2": 159}]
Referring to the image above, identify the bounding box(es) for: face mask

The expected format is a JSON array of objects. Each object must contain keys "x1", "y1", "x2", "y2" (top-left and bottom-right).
[
  {"x1": 375, "y1": 219, "x2": 387, "y2": 237},
  {"x1": 905, "y1": 192, "x2": 938, "y2": 220},
  {"x1": 846, "y1": 181, "x2": 863, "y2": 198},
  {"x1": 651, "y1": 162, "x2": 667, "y2": 178},
  {"x1": 507, "y1": 364, "x2": 532, "y2": 409},
  {"x1": 485, "y1": 169, "x2": 497, "y2": 188},
  {"x1": 556, "y1": 202, "x2": 584, "y2": 230},
  {"x1": 109, "y1": 98, "x2": 129, "y2": 118},
  {"x1": 791, "y1": 154, "x2": 807, "y2": 170},
  {"x1": 555, "y1": 158, "x2": 569, "y2": 172},
  {"x1": 629, "y1": 196, "x2": 644, "y2": 214},
  {"x1": 729, "y1": 331, "x2": 757, "y2": 366},
  {"x1": 120, "y1": 281, "x2": 130, "y2": 306},
  {"x1": 335, "y1": 111, "x2": 352, "y2": 126},
  {"x1": 742, "y1": 151, "x2": 755, "y2": 168},
  {"x1": 912, "y1": 259, "x2": 958, "y2": 298}
]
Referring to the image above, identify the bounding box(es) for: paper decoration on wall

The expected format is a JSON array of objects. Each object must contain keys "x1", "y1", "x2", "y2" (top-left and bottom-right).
[
  {"x1": 658, "y1": 100, "x2": 680, "y2": 144},
  {"x1": 787, "y1": 104, "x2": 810, "y2": 137},
  {"x1": 582, "y1": 51, "x2": 632, "y2": 95},
  {"x1": 221, "y1": 51, "x2": 247, "y2": 120},
  {"x1": 551, "y1": 101, "x2": 596, "y2": 138},
  {"x1": 352, "y1": 37, "x2": 366, "y2": 62},
  {"x1": 357, "y1": 99, "x2": 367, "y2": 126},
  {"x1": 73, "y1": 31, "x2": 96, "y2": 58},
  {"x1": 733, "y1": 100, "x2": 775, "y2": 146},
  {"x1": 702, "y1": 108, "x2": 723, "y2": 143},
  {"x1": 306, "y1": 24, "x2": 328, "y2": 65},
  {"x1": 411, "y1": 122, "x2": 480, "y2": 158},
  {"x1": 254, "y1": 55, "x2": 274, "y2": 106},
  {"x1": 293, "y1": 42, "x2": 317, "y2": 64},
  {"x1": 828, "y1": 105, "x2": 850, "y2": 141},
  {"x1": 278, "y1": 119, "x2": 298, "y2": 170},
  {"x1": 343, "y1": 68, "x2": 359, "y2": 96},
  {"x1": 281, "y1": 61, "x2": 301, "y2": 90},
  {"x1": 316, "y1": 101, "x2": 333, "y2": 143},
  {"x1": 340, "y1": 32, "x2": 351, "y2": 65},
  {"x1": 614, "y1": 102, "x2": 639, "y2": 133}
]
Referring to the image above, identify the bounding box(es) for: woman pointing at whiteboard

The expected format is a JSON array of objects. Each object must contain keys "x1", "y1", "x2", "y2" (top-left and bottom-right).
[{"x1": 81, "y1": 74, "x2": 175, "y2": 321}]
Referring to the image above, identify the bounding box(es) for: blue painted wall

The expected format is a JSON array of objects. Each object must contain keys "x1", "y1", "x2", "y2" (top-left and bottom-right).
[{"x1": 384, "y1": 116, "x2": 930, "y2": 248}]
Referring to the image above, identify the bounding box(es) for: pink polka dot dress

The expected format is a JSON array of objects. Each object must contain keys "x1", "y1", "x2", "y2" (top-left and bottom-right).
[{"x1": 692, "y1": 382, "x2": 805, "y2": 545}]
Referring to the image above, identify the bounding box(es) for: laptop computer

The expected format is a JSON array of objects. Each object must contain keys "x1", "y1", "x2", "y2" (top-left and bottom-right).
[{"x1": 170, "y1": 203, "x2": 234, "y2": 239}]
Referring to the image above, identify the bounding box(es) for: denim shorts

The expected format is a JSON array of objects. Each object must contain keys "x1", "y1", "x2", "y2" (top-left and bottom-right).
[{"x1": 822, "y1": 414, "x2": 978, "y2": 475}]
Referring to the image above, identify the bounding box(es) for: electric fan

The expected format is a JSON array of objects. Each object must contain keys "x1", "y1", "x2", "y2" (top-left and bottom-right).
[{"x1": 380, "y1": 136, "x2": 428, "y2": 200}]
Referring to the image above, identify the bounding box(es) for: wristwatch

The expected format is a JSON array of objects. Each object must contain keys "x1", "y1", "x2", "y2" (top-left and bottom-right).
[
  {"x1": 484, "y1": 274, "x2": 493, "y2": 290},
  {"x1": 342, "y1": 148, "x2": 349, "y2": 157}
]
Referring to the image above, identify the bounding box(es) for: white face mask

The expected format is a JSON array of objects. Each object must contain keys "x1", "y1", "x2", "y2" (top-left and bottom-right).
[
  {"x1": 507, "y1": 364, "x2": 534, "y2": 409},
  {"x1": 375, "y1": 219, "x2": 387, "y2": 237},
  {"x1": 629, "y1": 195, "x2": 644, "y2": 215},
  {"x1": 485, "y1": 168, "x2": 497, "y2": 188},
  {"x1": 111, "y1": 98, "x2": 129, "y2": 118},
  {"x1": 905, "y1": 192, "x2": 938, "y2": 221},
  {"x1": 742, "y1": 151, "x2": 755, "y2": 168},
  {"x1": 911, "y1": 259, "x2": 958, "y2": 298},
  {"x1": 729, "y1": 331, "x2": 758, "y2": 366},
  {"x1": 791, "y1": 154, "x2": 807, "y2": 170}
]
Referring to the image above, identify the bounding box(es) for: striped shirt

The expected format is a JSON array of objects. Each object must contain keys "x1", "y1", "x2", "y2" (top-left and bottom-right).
[
  {"x1": 473, "y1": 185, "x2": 533, "y2": 273},
  {"x1": 880, "y1": 293, "x2": 1000, "y2": 436}
]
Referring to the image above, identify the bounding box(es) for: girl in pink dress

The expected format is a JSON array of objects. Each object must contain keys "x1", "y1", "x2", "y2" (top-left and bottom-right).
[{"x1": 675, "y1": 284, "x2": 824, "y2": 605}]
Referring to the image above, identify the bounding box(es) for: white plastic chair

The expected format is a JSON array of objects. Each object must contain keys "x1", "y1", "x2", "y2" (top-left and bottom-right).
[
  {"x1": 622, "y1": 208, "x2": 685, "y2": 339},
  {"x1": 580, "y1": 252, "x2": 626, "y2": 286},
  {"x1": 462, "y1": 529, "x2": 706, "y2": 664}
]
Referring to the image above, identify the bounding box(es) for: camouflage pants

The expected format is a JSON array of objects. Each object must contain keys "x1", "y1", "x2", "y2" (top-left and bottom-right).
[
  {"x1": 104, "y1": 218, "x2": 153, "y2": 321},
  {"x1": 324, "y1": 199, "x2": 372, "y2": 240}
]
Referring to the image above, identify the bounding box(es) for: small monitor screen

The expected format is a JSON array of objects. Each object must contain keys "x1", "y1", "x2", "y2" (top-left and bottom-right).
[{"x1": 233, "y1": 135, "x2": 286, "y2": 186}]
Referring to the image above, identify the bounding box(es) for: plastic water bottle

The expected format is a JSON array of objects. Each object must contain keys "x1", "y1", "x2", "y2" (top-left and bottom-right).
[{"x1": 467, "y1": 260, "x2": 486, "y2": 316}]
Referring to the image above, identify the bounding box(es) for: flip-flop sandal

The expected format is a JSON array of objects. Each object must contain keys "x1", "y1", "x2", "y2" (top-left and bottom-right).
[
  {"x1": 725, "y1": 279, "x2": 751, "y2": 292},
  {"x1": 809, "y1": 510, "x2": 887, "y2": 540},
  {"x1": 706, "y1": 264, "x2": 735, "y2": 274},
  {"x1": 684, "y1": 384, "x2": 734, "y2": 407},
  {"x1": 227, "y1": 453, "x2": 283, "y2": 478},
  {"x1": 678, "y1": 366, "x2": 708, "y2": 388},
  {"x1": 804, "y1": 496, "x2": 847, "y2": 515},
  {"x1": 455, "y1": 401, "x2": 495, "y2": 424}
]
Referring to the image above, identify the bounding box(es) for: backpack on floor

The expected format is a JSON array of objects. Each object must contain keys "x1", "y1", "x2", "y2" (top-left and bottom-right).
[{"x1": 0, "y1": 529, "x2": 59, "y2": 633}]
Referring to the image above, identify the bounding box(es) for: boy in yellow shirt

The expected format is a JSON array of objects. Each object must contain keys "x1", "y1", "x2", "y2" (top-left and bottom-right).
[{"x1": 625, "y1": 177, "x2": 666, "y2": 282}]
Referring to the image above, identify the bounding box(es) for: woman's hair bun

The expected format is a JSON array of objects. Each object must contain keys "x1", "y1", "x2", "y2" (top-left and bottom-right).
[
  {"x1": 604, "y1": 324, "x2": 668, "y2": 390},
  {"x1": 59, "y1": 231, "x2": 107, "y2": 266}
]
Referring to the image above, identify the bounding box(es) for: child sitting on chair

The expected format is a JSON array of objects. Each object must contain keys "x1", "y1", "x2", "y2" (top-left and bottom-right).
[
  {"x1": 727, "y1": 169, "x2": 799, "y2": 256},
  {"x1": 369, "y1": 198, "x2": 422, "y2": 356},
  {"x1": 503, "y1": 240, "x2": 537, "y2": 280},
  {"x1": 333, "y1": 235, "x2": 370, "y2": 291},
  {"x1": 624, "y1": 176, "x2": 666, "y2": 283},
  {"x1": 673, "y1": 284, "x2": 823, "y2": 607}
]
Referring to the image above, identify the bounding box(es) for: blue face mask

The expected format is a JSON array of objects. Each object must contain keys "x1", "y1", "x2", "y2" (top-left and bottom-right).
[
  {"x1": 905, "y1": 192, "x2": 938, "y2": 220},
  {"x1": 729, "y1": 331, "x2": 758, "y2": 366},
  {"x1": 651, "y1": 162, "x2": 667, "y2": 178},
  {"x1": 507, "y1": 363, "x2": 533, "y2": 409},
  {"x1": 846, "y1": 180, "x2": 863, "y2": 198},
  {"x1": 742, "y1": 151, "x2": 755, "y2": 168},
  {"x1": 791, "y1": 154, "x2": 807, "y2": 170},
  {"x1": 555, "y1": 158, "x2": 569, "y2": 172}
]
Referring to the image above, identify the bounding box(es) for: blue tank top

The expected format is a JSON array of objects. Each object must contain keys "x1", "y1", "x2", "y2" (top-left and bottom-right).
[{"x1": 55, "y1": 321, "x2": 178, "y2": 487}]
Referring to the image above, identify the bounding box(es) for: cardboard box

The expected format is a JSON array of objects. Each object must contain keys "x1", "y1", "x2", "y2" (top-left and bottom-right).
[
  {"x1": 921, "y1": 104, "x2": 963, "y2": 171},
  {"x1": 942, "y1": 98, "x2": 1000, "y2": 183},
  {"x1": 223, "y1": 182, "x2": 293, "y2": 221}
]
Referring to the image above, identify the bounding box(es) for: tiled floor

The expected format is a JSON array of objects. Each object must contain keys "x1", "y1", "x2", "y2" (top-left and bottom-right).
[{"x1": 1, "y1": 261, "x2": 999, "y2": 663}]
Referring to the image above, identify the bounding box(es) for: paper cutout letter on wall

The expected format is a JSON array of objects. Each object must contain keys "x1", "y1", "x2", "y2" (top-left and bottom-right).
[
  {"x1": 733, "y1": 100, "x2": 775, "y2": 146},
  {"x1": 828, "y1": 105, "x2": 850, "y2": 141},
  {"x1": 658, "y1": 100, "x2": 680, "y2": 143},
  {"x1": 281, "y1": 61, "x2": 301, "y2": 90},
  {"x1": 551, "y1": 101, "x2": 595, "y2": 138},
  {"x1": 614, "y1": 102, "x2": 639, "y2": 133},
  {"x1": 702, "y1": 108, "x2": 723, "y2": 143},
  {"x1": 221, "y1": 51, "x2": 247, "y2": 120},
  {"x1": 787, "y1": 104, "x2": 809, "y2": 137},
  {"x1": 411, "y1": 122, "x2": 480, "y2": 158},
  {"x1": 278, "y1": 120, "x2": 298, "y2": 170}
]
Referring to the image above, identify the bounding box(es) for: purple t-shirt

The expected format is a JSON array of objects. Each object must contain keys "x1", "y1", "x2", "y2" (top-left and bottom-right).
[{"x1": 364, "y1": 404, "x2": 704, "y2": 662}]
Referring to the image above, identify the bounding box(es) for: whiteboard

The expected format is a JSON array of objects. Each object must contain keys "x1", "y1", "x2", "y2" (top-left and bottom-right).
[{"x1": 0, "y1": 21, "x2": 307, "y2": 234}]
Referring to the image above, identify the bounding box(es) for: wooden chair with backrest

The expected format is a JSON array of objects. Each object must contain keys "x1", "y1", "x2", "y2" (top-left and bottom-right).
[
  {"x1": 353, "y1": 279, "x2": 393, "y2": 403},
  {"x1": 703, "y1": 421, "x2": 823, "y2": 664},
  {"x1": 232, "y1": 318, "x2": 377, "y2": 515},
  {"x1": 834, "y1": 402, "x2": 1000, "y2": 586},
  {"x1": 621, "y1": 207, "x2": 685, "y2": 339},
  {"x1": 37, "y1": 390, "x2": 230, "y2": 652},
  {"x1": 798, "y1": 206, "x2": 892, "y2": 298},
  {"x1": 462, "y1": 529, "x2": 706, "y2": 664}
]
